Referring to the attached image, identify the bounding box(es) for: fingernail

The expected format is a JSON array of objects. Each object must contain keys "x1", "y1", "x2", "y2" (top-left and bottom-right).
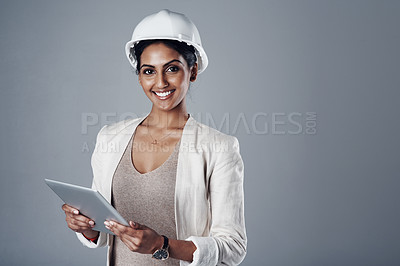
[
  {"x1": 73, "y1": 210, "x2": 79, "y2": 215},
  {"x1": 89, "y1": 221, "x2": 94, "y2": 226}
]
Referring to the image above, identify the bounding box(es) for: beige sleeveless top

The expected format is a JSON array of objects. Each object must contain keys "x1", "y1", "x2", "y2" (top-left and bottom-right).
[{"x1": 109, "y1": 134, "x2": 181, "y2": 266}]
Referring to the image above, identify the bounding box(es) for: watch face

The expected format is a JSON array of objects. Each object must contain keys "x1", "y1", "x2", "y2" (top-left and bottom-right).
[{"x1": 152, "y1": 249, "x2": 169, "y2": 260}]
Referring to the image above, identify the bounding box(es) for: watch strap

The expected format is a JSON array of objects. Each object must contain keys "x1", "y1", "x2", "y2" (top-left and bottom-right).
[{"x1": 161, "y1": 235, "x2": 169, "y2": 249}]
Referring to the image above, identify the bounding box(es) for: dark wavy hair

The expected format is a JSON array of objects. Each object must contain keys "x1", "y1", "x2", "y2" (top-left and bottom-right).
[{"x1": 130, "y1": 39, "x2": 197, "y2": 75}]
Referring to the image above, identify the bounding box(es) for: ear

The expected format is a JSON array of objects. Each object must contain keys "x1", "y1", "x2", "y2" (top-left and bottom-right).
[{"x1": 190, "y1": 63, "x2": 198, "y2": 82}]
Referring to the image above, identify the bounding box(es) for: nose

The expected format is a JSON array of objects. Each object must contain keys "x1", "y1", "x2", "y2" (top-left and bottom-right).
[{"x1": 155, "y1": 72, "x2": 168, "y2": 89}]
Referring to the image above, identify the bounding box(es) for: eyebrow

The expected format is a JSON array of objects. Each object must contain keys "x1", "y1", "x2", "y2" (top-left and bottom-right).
[{"x1": 139, "y1": 59, "x2": 184, "y2": 70}]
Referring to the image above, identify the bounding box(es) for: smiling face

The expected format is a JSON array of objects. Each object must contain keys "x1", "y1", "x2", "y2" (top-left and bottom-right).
[{"x1": 138, "y1": 42, "x2": 197, "y2": 112}]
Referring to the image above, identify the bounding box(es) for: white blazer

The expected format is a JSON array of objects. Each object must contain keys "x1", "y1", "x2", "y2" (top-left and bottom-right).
[{"x1": 76, "y1": 114, "x2": 247, "y2": 265}]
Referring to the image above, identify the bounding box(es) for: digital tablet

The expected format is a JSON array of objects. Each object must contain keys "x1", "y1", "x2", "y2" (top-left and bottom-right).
[{"x1": 45, "y1": 178, "x2": 129, "y2": 235}]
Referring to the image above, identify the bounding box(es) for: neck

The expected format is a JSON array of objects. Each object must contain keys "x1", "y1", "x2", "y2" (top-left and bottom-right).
[{"x1": 145, "y1": 106, "x2": 189, "y2": 129}]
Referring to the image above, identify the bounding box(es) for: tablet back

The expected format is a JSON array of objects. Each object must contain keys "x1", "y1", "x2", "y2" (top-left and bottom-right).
[{"x1": 45, "y1": 178, "x2": 128, "y2": 234}]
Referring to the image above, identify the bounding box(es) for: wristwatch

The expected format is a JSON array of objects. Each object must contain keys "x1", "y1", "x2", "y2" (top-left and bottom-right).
[{"x1": 152, "y1": 235, "x2": 169, "y2": 260}]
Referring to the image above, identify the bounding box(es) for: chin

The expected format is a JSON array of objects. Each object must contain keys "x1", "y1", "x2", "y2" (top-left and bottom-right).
[{"x1": 154, "y1": 104, "x2": 176, "y2": 112}]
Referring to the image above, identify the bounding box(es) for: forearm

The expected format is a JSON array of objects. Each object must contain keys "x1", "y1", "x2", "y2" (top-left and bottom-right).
[
  {"x1": 169, "y1": 239, "x2": 196, "y2": 262},
  {"x1": 76, "y1": 230, "x2": 107, "y2": 248},
  {"x1": 82, "y1": 229, "x2": 99, "y2": 239},
  {"x1": 81, "y1": 230, "x2": 99, "y2": 244}
]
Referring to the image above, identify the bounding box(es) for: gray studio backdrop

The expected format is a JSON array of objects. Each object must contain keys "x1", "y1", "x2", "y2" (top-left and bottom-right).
[{"x1": 1, "y1": 0, "x2": 399, "y2": 265}]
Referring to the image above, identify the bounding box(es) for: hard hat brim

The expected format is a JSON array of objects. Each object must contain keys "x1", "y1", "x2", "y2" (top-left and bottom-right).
[{"x1": 125, "y1": 37, "x2": 208, "y2": 74}]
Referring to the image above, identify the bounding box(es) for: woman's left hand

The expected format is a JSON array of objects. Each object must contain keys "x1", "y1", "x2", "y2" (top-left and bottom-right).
[{"x1": 104, "y1": 220, "x2": 163, "y2": 254}]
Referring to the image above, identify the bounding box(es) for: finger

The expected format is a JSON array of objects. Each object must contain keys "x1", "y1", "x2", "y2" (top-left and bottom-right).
[
  {"x1": 65, "y1": 213, "x2": 95, "y2": 229},
  {"x1": 65, "y1": 211, "x2": 95, "y2": 228},
  {"x1": 72, "y1": 214, "x2": 95, "y2": 226},
  {"x1": 105, "y1": 220, "x2": 131, "y2": 236},
  {"x1": 130, "y1": 221, "x2": 146, "y2": 230},
  {"x1": 104, "y1": 220, "x2": 114, "y2": 232},
  {"x1": 63, "y1": 204, "x2": 79, "y2": 214},
  {"x1": 69, "y1": 217, "x2": 95, "y2": 228},
  {"x1": 105, "y1": 221, "x2": 139, "y2": 252},
  {"x1": 62, "y1": 204, "x2": 79, "y2": 215},
  {"x1": 66, "y1": 216, "x2": 93, "y2": 232},
  {"x1": 68, "y1": 221, "x2": 92, "y2": 231},
  {"x1": 129, "y1": 221, "x2": 138, "y2": 229}
]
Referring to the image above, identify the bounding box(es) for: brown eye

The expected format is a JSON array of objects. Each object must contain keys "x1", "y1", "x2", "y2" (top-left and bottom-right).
[
  {"x1": 143, "y1": 69, "x2": 155, "y2": 75},
  {"x1": 167, "y1": 66, "x2": 179, "y2": 73}
]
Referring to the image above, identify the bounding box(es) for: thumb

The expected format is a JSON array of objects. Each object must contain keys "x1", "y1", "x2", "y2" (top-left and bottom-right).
[{"x1": 129, "y1": 221, "x2": 141, "y2": 229}]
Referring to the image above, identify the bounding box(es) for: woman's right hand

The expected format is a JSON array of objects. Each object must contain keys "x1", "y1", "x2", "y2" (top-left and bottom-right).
[{"x1": 62, "y1": 204, "x2": 99, "y2": 239}]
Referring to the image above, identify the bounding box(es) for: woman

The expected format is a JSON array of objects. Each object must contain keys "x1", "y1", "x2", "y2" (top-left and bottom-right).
[{"x1": 62, "y1": 9, "x2": 246, "y2": 265}]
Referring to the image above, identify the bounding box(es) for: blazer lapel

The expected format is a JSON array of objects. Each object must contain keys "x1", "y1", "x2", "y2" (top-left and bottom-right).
[{"x1": 103, "y1": 115, "x2": 149, "y2": 202}]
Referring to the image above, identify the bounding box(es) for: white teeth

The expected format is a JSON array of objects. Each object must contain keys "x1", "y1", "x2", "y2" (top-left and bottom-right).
[{"x1": 154, "y1": 90, "x2": 173, "y2": 97}]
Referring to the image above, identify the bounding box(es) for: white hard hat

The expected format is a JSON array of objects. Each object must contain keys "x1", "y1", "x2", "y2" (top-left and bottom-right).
[{"x1": 125, "y1": 9, "x2": 208, "y2": 74}]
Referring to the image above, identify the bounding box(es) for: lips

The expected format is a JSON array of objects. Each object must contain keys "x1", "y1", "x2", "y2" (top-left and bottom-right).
[{"x1": 152, "y1": 89, "x2": 176, "y2": 100}]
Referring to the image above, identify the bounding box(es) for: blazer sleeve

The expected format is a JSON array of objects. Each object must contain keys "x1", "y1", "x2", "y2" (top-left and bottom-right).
[
  {"x1": 185, "y1": 136, "x2": 247, "y2": 265},
  {"x1": 76, "y1": 125, "x2": 109, "y2": 248}
]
